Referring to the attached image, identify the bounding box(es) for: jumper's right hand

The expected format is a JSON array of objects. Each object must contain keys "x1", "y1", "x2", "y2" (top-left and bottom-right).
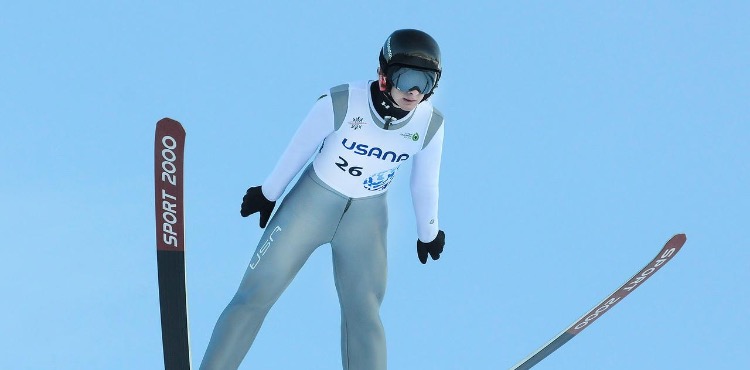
[
  {"x1": 240, "y1": 186, "x2": 276, "y2": 228},
  {"x1": 417, "y1": 230, "x2": 445, "y2": 264}
]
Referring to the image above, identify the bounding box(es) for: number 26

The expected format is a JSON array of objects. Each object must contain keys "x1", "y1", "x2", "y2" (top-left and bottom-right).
[{"x1": 335, "y1": 156, "x2": 363, "y2": 176}]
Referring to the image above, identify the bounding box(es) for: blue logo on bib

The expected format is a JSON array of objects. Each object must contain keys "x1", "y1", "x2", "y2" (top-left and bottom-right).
[
  {"x1": 364, "y1": 168, "x2": 398, "y2": 191},
  {"x1": 341, "y1": 138, "x2": 410, "y2": 163}
]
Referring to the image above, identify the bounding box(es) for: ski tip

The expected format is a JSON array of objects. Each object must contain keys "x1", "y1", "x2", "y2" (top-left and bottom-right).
[
  {"x1": 156, "y1": 118, "x2": 186, "y2": 136},
  {"x1": 667, "y1": 233, "x2": 687, "y2": 251},
  {"x1": 157, "y1": 117, "x2": 183, "y2": 126}
]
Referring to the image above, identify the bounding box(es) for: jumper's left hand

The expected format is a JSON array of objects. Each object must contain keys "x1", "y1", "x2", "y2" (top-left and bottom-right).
[
  {"x1": 417, "y1": 230, "x2": 445, "y2": 264},
  {"x1": 240, "y1": 186, "x2": 276, "y2": 228}
]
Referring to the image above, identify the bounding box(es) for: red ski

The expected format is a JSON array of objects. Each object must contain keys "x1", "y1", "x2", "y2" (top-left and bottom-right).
[
  {"x1": 510, "y1": 234, "x2": 687, "y2": 370},
  {"x1": 154, "y1": 118, "x2": 192, "y2": 370}
]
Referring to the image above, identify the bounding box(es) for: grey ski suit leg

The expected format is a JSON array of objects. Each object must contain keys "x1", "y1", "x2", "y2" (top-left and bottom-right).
[{"x1": 200, "y1": 166, "x2": 388, "y2": 370}]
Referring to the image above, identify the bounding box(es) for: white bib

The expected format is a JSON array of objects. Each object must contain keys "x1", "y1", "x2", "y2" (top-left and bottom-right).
[{"x1": 312, "y1": 81, "x2": 440, "y2": 198}]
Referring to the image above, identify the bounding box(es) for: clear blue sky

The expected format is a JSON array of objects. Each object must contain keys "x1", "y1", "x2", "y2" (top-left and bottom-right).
[{"x1": 2, "y1": 1, "x2": 748, "y2": 369}]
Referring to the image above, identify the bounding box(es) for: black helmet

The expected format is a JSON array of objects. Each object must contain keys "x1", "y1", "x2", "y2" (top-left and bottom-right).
[{"x1": 379, "y1": 29, "x2": 442, "y2": 98}]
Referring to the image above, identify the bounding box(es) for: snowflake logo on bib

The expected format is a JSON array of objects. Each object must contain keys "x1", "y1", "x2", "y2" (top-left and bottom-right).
[
  {"x1": 349, "y1": 116, "x2": 367, "y2": 130},
  {"x1": 363, "y1": 168, "x2": 398, "y2": 191}
]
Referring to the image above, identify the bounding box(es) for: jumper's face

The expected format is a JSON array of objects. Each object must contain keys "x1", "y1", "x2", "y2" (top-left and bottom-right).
[{"x1": 389, "y1": 87, "x2": 423, "y2": 111}]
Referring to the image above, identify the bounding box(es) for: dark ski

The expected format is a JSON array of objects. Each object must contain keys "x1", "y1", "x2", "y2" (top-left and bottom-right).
[
  {"x1": 154, "y1": 118, "x2": 192, "y2": 370},
  {"x1": 510, "y1": 234, "x2": 687, "y2": 370}
]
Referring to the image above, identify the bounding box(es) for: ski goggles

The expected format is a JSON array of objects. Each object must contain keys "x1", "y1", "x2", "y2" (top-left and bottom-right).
[{"x1": 388, "y1": 67, "x2": 438, "y2": 94}]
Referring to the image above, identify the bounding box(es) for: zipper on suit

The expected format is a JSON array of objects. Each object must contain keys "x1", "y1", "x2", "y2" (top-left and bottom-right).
[{"x1": 384, "y1": 116, "x2": 394, "y2": 130}]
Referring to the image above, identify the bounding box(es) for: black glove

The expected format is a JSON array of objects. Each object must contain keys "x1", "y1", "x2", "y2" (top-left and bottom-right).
[
  {"x1": 417, "y1": 230, "x2": 445, "y2": 264},
  {"x1": 240, "y1": 186, "x2": 276, "y2": 228}
]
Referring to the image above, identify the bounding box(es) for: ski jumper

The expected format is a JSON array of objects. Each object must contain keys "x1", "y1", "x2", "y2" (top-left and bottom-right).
[{"x1": 200, "y1": 81, "x2": 445, "y2": 370}]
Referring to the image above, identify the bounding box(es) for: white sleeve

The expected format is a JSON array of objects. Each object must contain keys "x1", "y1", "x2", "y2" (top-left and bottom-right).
[
  {"x1": 410, "y1": 123, "x2": 444, "y2": 242},
  {"x1": 261, "y1": 95, "x2": 334, "y2": 201}
]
